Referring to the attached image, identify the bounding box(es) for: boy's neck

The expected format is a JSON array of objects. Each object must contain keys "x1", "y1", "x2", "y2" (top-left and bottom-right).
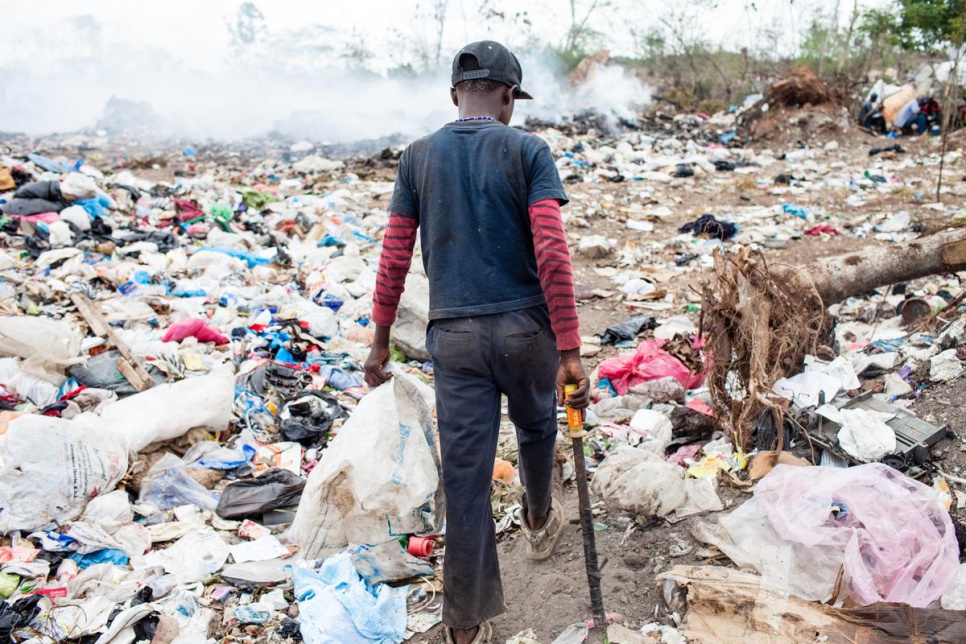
[{"x1": 458, "y1": 97, "x2": 502, "y2": 122}]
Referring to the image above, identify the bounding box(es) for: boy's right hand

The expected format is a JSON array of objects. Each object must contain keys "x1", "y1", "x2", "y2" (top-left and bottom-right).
[
  {"x1": 557, "y1": 348, "x2": 590, "y2": 409},
  {"x1": 363, "y1": 325, "x2": 393, "y2": 388}
]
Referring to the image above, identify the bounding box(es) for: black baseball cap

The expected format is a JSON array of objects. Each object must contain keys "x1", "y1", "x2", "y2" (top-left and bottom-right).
[{"x1": 451, "y1": 41, "x2": 534, "y2": 100}]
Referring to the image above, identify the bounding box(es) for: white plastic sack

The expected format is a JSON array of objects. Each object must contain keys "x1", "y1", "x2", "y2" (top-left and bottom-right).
[
  {"x1": 591, "y1": 447, "x2": 722, "y2": 519},
  {"x1": 772, "y1": 370, "x2": 842, "y2": 408},
  {"x1": 930, "y1": 349, "x2": 965, "y2": 382},
  {"x1": 0, "y1": 371, "x2": 233, "y2": 531},
  {"x1": 392, "y1": 272, "x2": 430, "y2": 361},
  {"x1": 0, "y1": 415, "x2": 128, "y2": 532},
  {"x1": 804, "y1": 355, "x2": 860, "y2": 390},
  {"x1": 47, "y1": 220, "x2": 74, "y2": 247},
  {"x1": 0, "y1": 315, "x2": 82, "y2": 367},
  {"x1": 293, "y1": 366, "x2": 442, "y2": 559},
  {"x1": 99, "y1": 369, "x2": 235, "y2": 451},
  {"x1": 136, "y1": 526, "x2": 230, "y2": 584},
  {"x1": 60, "y1": 205, "x2": 92, "y2": 231}
]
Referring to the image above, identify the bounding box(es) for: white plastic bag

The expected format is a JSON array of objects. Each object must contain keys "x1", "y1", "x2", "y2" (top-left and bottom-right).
[
  {"x1": 293, "y1": 367, "x2": 442, "y2": 559},
  {"x1": 817, "y1": 404, "x2": 897, "y2": 461},
  {"x1": 0, "y1": 370, "x2": 233, "y2": 531},
  {"x1": 0, "y1": 315, "x2": 82, "y2": 368},
  {"x1": 591, "y1": 447, "x2": 722, "y2": 519},
  {"x1": 60, "y1": 173, "x2": 98, "y2": 201},
  {"x1": 628, "y1": 409, "x2": 673, "y2": 454},
  {"x1": 0, "y1": 415, "x2": 128, "y2": 532},
  {"x1": 98, "y1": 369, "x2": 235, "y2": 451}
]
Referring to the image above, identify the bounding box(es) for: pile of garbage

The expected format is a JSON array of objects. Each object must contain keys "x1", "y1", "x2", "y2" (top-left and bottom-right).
[
  {"x1": 0, "y1": 87, "x2": 963, "y2": 642},
  {"x1": 0, "y1": 148, "x2": 452, "y2": 643}
]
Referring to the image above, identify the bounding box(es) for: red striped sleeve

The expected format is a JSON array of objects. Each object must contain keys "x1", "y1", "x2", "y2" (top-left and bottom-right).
[
  {"x1": 372, "y1": 212, "x2": 418, "y2": 327},
  {"x1": 529, "y1": 199, "x2": 581, "y2": 351}
]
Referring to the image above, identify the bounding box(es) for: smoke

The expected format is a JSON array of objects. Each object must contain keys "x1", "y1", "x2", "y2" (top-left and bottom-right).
[{"x1": 0, "y1": 13, "x2": 650, "y2": 145}]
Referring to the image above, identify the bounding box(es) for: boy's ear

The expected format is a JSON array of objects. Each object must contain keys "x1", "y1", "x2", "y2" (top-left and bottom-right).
[
  {"x1": 504, "y1": 85, "x2": 518, "y2": 106},
  {"x1": 450, "y1": 87, "x2": 459, "y2": 107}
]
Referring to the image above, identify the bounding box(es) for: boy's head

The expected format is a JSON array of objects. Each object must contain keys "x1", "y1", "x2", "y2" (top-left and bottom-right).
[{"x1": 451, "y1": 41, "x2": 532, "y2": 125}]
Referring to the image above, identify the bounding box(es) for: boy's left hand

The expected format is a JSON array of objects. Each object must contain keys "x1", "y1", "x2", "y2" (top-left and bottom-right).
[{"x1": 557, "y1": 349, "x2": 590, "y2": 409}]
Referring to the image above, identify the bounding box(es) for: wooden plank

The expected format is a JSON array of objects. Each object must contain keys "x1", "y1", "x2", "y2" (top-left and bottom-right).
[
  {"x1": 70, "y1": 293, "x2": 156, "y2": 391},
  {"x1": 69, "y1": 293, "x2": 111, "y2": 336},
  {"x1": 116, "y1": 358, "x2": 154, "y2": 392}
]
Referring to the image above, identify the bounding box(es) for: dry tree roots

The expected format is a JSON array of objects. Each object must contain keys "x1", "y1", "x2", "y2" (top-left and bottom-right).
[{"x1": 700, "y1": 247, "x2": 831, "y2": 451}]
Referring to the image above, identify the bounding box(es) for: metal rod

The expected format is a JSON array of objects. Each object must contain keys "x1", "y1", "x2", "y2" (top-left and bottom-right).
[{"x1": 571, "y1": 435, "x2": 607, "y2": 642}]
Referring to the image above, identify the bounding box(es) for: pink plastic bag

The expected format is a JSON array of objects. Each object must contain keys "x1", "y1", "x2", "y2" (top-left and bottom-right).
[
  {"x1": 162, "y1": 318, "x2": 229, "y2": 345},
  {"x1": 755, "y1": 463, "x2": 959, "y2": 607},
  {"x1": 598, "y1": 339, "x2": 705, "y2": 395}
]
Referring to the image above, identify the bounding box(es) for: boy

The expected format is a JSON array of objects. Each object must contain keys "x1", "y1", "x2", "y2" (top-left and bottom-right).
[{"x1": 364, "y1": 41, "x2": 590, "y2": 644}]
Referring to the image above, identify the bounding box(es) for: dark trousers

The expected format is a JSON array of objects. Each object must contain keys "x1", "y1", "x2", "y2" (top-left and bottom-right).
[
  {"x1": 426, "y1": 305, "x2": 560, "y2": 629},
  {"x1": 902, "y1": 113, "x2": 927, "y2": 135}
]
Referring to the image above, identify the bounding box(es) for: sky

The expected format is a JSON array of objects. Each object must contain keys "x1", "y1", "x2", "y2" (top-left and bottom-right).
[{"x1": 0, "y1": 0, "x2": 890, "y2": 139}]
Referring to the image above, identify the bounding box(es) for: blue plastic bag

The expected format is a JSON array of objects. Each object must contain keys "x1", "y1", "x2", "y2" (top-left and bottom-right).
[
  {"x1": 782, "y1": 204, "x2": 808, "y2": 219},
  {"x1": 69, "y1": 548, "x2": 129, "y2": 569},
  {"x1": 294, "y1": 553, "x2": 406, "y2": 644}
]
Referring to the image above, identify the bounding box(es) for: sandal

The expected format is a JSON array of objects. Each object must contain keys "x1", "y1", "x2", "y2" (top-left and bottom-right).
[
  {"x1": 521, "y1": 496, "x2": 564, "y2": 561},
  {"x1": 444, "y1": 621, "x2": 493, "y2": 644}
]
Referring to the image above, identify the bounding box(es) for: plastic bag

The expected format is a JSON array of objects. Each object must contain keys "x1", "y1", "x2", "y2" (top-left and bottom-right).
[
  {"x1": 139, "y1": 454, "x2": 220, "y2": 512},
  {"x1": 292, "y1": 367, "x2": 443, "y2": 559},
  {"x1": 0, "y1": 415, "x2": 128, "y2": 532},
  {"x1": 391, "y1": 272, "x2": 430, "y2": 361},
  {"x1": 591, "y1": 447, "x2": 722, "y2": 520},
  {"x1": 597, "y1": 340, "x2": 705, "y2": 395},
  {"x1": 69, "y1": 350, "x2": 166, "y2": 396},
  {"x1": 0, "y1": 316, "x2": 82, "y2": 368},
  {"x1": 138, "y1": 526, "x2": 230, "y2": 584},
  {"x1": 162, "y1": 318, "x2": 229, "y2": 345},
  {"x1": 695, "y1": 463, "x2": 959, "y2": 607},
  {"x1": 59, "y1": 173, "x2": 98, "y2": 201},
  {"x1": 0, "y1": 596, "x2": 41, "y2": 640},
  {"x1": 279, "y1": 391, "x2": 345, "y2": 445},
  {"x1": 598, "y1": 315, "x2": 656, "y2": 345},
  {"x1": 816, "y1": 405, "x2": 897, "y2": 461},
  {"x1": 216, "y1": 469, "x2": 305, "y2": 519},
  {"x1": 628, "y1": 409, "x2": 673, "y2": 454},
  {"x1": 97, "y1": 369, "x2": 234, "y2": 451},
  {"x1": 349, "y1": 541, "x2": 434, "y2": 585},
  {"x1": 294, "y1": 554, "x2": 407, "y2": 644}
]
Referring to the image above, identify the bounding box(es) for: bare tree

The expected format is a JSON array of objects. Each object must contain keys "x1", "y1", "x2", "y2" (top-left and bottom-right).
[
  {"x1": 563, "y1": 0, "x2": 610, "y2": 55},
  {"x1": 431, "y1": 0, "x2": 449, "y2": 66}
]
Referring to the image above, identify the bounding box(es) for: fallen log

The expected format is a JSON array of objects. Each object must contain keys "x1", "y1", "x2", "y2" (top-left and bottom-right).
[
  {"x1": 701, "y1": 228, "x2": 966, "y2": 450},
  {"x1": 812, "y1": 228, "x2": 966, "y2": 304},
  {"x1": 659, "y1": 565, "x2": 966, "y2": 644}
]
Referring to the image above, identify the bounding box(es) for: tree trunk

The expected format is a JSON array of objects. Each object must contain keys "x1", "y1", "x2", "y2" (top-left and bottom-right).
[{"x1": 811, "y1": 228, "x2": 966, "y2": 305}]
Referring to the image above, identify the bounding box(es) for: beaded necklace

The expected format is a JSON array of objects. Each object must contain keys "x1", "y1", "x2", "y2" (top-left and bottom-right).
[{"x1": 454, "y1": 116, "x2": 498, "y2": 123}]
